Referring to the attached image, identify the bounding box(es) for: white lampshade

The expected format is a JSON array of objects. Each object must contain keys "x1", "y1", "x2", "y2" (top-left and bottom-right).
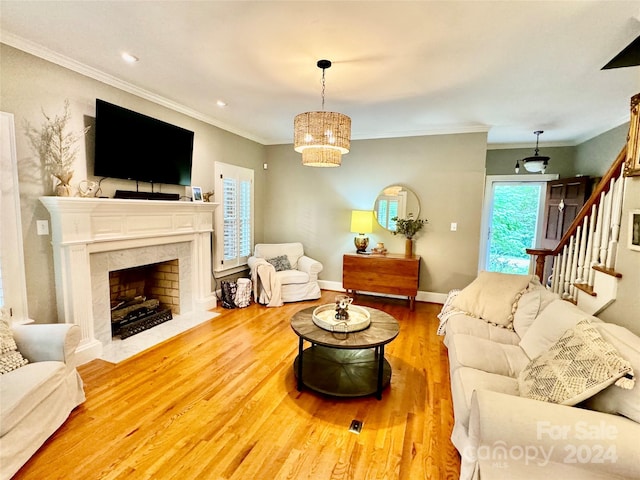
[{"x1": 522, "y1": 158, "x2": 548, "y2": 173}]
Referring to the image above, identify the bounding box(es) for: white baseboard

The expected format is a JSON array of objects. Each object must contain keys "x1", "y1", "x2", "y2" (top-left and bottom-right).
[
  {"x1": 318, "y1": 280, "x2": 446, "y2": 305},
  {"x1": 75, "y1": 338, "x2": 103, "y2": 365},
  {"x1": 196, "y1": 294, "x2": 218, "y2": 310},
  {"x1": 417, "y1": 291, "x2": 448, "y2": 304}
]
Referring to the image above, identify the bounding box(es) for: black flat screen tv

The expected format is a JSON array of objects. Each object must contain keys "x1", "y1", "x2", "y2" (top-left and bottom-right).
[{"x1": 94, "y1": 99, "x2": 194, "y2": 186}]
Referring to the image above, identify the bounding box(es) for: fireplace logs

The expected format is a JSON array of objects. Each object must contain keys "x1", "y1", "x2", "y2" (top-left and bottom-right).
[{"x1": 111, "y1": 297, "x2": 172, "y2": 339}]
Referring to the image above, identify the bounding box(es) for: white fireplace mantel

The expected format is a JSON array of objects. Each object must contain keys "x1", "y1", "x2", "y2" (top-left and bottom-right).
[{"x1": 40, "y1": 196, "x2": 219, "y2": 364}]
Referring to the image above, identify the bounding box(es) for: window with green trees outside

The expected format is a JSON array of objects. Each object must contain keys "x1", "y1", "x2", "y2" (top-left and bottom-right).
[{"x1": 488, "y1": 184, "x2": 541, "y2": 274}]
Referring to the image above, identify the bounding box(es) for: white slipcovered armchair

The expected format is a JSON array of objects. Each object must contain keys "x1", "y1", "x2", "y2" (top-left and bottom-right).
[{"x1": 248, "y1": 243, "x2": 323, "y2": 307}]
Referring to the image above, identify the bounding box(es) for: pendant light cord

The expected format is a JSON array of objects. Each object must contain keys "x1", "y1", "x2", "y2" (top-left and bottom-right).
[
  {"x1": 533, "y1": 130, "x2": 543, "y2": 156},
  {"x1": 321, "y1": 67, "x2": 326, "y2": 111}
]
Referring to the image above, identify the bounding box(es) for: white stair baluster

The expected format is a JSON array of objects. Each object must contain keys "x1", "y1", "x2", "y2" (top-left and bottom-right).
[
  {"x1": 551, "y1": 255, "x2": 561, "y2": 294},
  {"x1": 606, "y1": 174, "x2": 624, "y2": 270},
  {"x1": 576, "y1": 218, "x2": 589, "y2": 284},
  {"x1": 599, "y1": 180, "x2": 615, "y2": 266},
  {"x1": 564, "y1": 240, "x2": 574, "y2": 299},
  {"x1": 583, "y1": 204, "x2": 597, "y2": 284},
  {"x1": 590, "y1": 194, "x2": 605, "y2": 284},
  {"x1": 559, "y1": 247, "x2": 568, "y2": 297},
  {"x1": 569, "y1": 232, "x2": 580, "y2": 299}
]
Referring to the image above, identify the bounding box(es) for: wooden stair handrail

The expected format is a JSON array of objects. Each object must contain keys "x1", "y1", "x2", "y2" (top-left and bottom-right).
[
  {"x1": 526, "y1": 144, "x2": 627, "y2": 280},
  {"x1": 550, "y1": 145, "x2": 626, "y2": 256}
]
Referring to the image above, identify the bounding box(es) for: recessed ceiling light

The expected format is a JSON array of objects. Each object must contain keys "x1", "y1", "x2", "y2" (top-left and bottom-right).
[
  {"x1": 216, "y1": 100, "x2": 228, "y2": 108},
  {"x1": 121, "y1": 52, "x2": 139, "y2": 64}
]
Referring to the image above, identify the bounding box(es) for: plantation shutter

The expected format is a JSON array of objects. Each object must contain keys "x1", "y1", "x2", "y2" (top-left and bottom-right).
[
  {"x1": 239, "y1": 179, "x2": 252, "y2": 258},
  {"x1": 214, "y1": 162, "x2": 254, "y2": 272},
  {"x1": 223, "y1": 177, "x2": 238, "y2": 261}
]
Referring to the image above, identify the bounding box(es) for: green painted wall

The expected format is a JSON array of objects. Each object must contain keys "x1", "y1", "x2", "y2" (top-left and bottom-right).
[
  {"x1": 575, "y1": 123, "x2": 629, "y2": 177},
  {"x1": 265, "y1": 132, "x2": 488, "y2": 295},
  {"x1": 486, "y1": 146, "x2": 576, "y2": 177}
]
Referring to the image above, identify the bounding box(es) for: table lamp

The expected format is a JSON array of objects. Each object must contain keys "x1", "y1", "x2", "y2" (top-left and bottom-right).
[{"x1": 350, "y1": 210, "x2": 374, "y2": 253}]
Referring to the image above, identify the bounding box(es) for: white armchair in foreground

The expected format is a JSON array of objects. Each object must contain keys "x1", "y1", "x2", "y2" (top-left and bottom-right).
[{"x1": 248, "y1": 243, "x2": 323, "y2": 307}]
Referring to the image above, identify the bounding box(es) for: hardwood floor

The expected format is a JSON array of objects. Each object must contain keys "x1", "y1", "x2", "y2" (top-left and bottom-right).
[{"x1": 14, "y1": 291, "x2": 460, "y2": 480}]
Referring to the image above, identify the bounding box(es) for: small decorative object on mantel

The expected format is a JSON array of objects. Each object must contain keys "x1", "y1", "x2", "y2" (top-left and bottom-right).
[
  {"x1": 391, "y1": 213, "x2": 427, "y2": 257},
  {"x1": 191, "y1": 186, "x2": 203, "y2": 202},
  {"x1": 77, "y1": 180, "x2": 98, "y2": 198},
  {"x1": 24, "y1": 99, "x2": 90, "y2": 196}
]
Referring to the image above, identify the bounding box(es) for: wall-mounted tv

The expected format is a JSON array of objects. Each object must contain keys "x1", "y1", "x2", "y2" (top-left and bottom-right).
[{"x1": 94, "y1": 99, "x2": 194, "y2": 186}]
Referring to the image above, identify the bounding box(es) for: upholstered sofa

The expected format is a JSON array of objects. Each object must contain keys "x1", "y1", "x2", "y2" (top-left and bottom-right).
[
  {"x1": 0, "y1": 323, "x2": 85, "y2": 479},
  {"x1": 438, "y1": 272, "x2": 640, "y2": 480},
  {"x1": 248, "y1": 242, "x2": 323, "y2": 307}
]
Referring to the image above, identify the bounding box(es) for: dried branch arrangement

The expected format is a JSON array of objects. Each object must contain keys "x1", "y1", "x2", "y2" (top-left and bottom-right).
[{"x1": 24, "y1": 99, "x2": 90, "y2": 195}]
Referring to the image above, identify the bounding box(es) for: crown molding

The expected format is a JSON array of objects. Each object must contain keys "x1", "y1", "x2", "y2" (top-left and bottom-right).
[
  {"x1": 352, "y1": 124, "x2": 491, "y2": 141},
  {"x1": 488, "y1": 141, "x2": 575, "y2": 150},
  {"x1": 0, "y1": 31, "x2": 267, "y2": 145}
]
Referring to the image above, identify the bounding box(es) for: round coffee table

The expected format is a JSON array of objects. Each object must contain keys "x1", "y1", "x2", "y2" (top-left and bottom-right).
[{"x1": 290, "y1": 305, "x2": 399, "y2": 400}]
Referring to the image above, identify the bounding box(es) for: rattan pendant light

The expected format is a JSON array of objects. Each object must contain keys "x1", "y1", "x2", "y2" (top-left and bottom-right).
[{"x1": 294, "y1": 60, "x2": 351, "y2": 167}]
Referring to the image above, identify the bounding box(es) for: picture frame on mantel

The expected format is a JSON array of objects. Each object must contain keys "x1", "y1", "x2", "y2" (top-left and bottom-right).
[
  {"x1": 630, "y1": 210, "x2": 640, "y2": 252},
  {"x1": 191, "y1": 186, "x2": 203, "y2": 202}
]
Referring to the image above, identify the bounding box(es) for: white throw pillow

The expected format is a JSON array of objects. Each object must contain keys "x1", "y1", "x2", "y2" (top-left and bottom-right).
[
  {"x1": 519, "y1": 299, "x2": 596, "y2": 359},
  {"x1": 581, "y1": 323, "x2": 640, "y2": 423},
  {"x1": 450, "y1": 271, "x2": 534, "y2": 328},
  {"x1": 0, "y1": 310, "x2": 28, "y2": 374},
  {"x1": 518, "y1": 320, "x2": 634, "y2": 406},
  {"x1": 513, "y1": 286, "x2": 559, "y2": 338}
]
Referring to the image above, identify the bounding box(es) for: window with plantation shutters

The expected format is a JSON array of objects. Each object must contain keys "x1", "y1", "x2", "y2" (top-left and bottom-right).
[
  {"x1": 214, "y1": 162, "x2": 254, "y2": 273},
  {"x1": 223, "y1": 177, "x2": 238, "y2": 261}
]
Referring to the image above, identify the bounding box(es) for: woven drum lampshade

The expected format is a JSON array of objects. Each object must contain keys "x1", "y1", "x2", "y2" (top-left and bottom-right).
[
  {"x1": 294, "y1": 111, "x2": 351, "y2": 167},
  {"x1": 294, "y1": 59, "x2": 351, "y2": 167}
]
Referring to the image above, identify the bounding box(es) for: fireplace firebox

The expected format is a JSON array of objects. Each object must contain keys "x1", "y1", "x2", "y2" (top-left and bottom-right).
[{"x1": 109, "y1": 260, "x2": 180, "y2": 338}]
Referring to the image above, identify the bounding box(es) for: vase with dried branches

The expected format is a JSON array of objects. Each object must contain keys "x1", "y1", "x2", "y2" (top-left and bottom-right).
[
  {"x1": 391, "y1": 213, "x2": 427, "y2": 257},
  {"x1": 24, "y1": 100, "x2": 90, "y2": 196}
]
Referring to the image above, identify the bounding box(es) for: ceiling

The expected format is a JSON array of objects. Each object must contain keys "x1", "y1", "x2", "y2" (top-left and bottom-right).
[{"x1": 1, "y1": 1, "x2": 639, "y2": 148}]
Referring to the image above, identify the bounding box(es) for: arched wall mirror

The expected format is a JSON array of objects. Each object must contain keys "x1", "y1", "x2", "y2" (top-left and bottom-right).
[{"x1": 374, "y1": 185, "x2": 421, "y2": 231}]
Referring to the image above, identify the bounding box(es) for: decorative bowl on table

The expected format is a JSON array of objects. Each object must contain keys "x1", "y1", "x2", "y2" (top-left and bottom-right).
[{"x1": 312, "y1": 301, "x2": 371, "y2": 333}]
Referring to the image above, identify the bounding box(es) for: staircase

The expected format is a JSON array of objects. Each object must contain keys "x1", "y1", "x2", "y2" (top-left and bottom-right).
[{"x1": 527, "y1": 146, "x2": 627, "y2": 315}]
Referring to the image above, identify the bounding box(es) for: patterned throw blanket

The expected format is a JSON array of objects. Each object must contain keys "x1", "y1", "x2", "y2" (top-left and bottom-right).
[{"x1": 436, "y1": 289, "x2": 461, "y2": 336}]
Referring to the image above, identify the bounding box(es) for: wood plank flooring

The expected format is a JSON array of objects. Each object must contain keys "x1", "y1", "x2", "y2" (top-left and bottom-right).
[{"x1": 13, "y1": 291, "x2": 460, "y2": 480}]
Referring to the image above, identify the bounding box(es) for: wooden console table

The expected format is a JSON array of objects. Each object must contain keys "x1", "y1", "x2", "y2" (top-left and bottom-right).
[{"x1": 342, "y1": 253, "x2": 420, "y2": 310}]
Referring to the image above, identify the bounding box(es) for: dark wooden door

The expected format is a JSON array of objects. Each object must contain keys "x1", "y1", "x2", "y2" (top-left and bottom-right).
[{"x1": 541, "y1": 176, "x2": 590, "y2": 249}]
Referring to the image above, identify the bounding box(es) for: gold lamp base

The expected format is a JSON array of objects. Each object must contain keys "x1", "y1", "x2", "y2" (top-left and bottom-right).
[{"x1": 354, "y1": 236, "x2": 369, "y2": 253}]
